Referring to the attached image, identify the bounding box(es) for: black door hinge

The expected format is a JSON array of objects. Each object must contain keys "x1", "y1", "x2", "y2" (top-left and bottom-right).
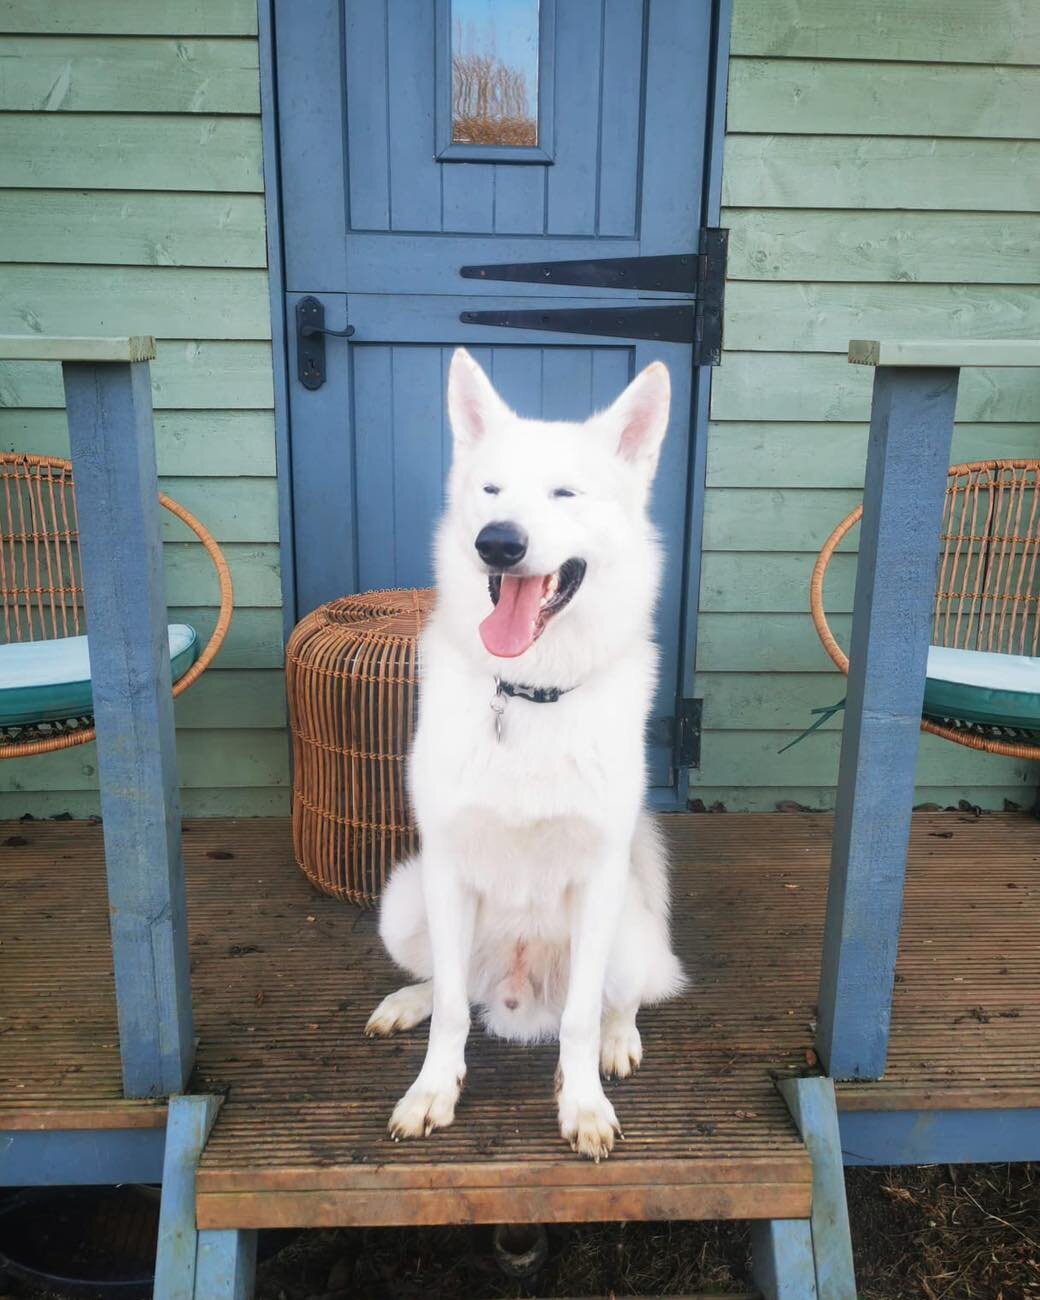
[
  {"x1": 458, "y1": 228, "x2": 727, "y2": 363},
  {"x1": 648, "y1": 698, "x2": 703, "y2": 770}
]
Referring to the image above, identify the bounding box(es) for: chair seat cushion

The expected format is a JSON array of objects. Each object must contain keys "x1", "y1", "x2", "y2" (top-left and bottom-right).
[
  {"x1": 925, "y1": 646, "x2": 1040, "y2": 730},
  {"x1": 0, "y1": 625, "x2": 198, "y2": 726}
]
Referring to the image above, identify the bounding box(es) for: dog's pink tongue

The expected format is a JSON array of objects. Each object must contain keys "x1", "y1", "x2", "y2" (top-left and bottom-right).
[{"x1": 480, "y1": 574, "x2": 544, "y2": 658}]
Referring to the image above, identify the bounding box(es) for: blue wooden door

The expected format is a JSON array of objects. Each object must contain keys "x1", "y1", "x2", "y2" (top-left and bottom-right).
[{"x1": 275, "y1": 0, "x2": 718, "y2": 793}]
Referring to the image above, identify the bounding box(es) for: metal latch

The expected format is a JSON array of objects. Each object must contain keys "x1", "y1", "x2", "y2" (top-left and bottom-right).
[{"x1": 296, "y1": 296, "x2": 354, "y2": 391}]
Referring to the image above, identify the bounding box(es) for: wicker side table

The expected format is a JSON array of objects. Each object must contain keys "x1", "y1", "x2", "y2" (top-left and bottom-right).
[{"x1": 285, "y1": 588, "x2": 435, "y2": 905}]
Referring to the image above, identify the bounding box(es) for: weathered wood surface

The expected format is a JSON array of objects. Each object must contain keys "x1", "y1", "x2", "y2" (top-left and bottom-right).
[
  {"x1": 0, "y1": 37, "x2": 260, "y2": 113},
  {"x1": 0, "y1": 267, "x2": 270, "y2": 340},
  {"x1": 154, "y1": 1094, "x2": 223, "y2": 1300},
  {"x1": 728, "y1": 59, "x2": 1040, "y2": 139},
  {"x1": 731, "y1": 0, "x2": 1040, "y2": 64},
  {"x1": 173, "y1": 672, "x2": 286, "y2": 730},
  {"x1": 725, "y1": 284, "x2": 1040, "y2": 353},
  {"x1": 0, "y1": 113, "x2": 263, "y2": 191},
  {"x1": 0, "y1": 787, "x2": 288, "y2": 821},
  {"x1": 0, "y1": 342, "x2": 274, "y2": 409},
  {"x1": 723, "y1": 137, "x2": 1040, "y2": 212},
  {"x1": 704, "y1": 488, "x2": 861, "y2": 551},
  {"x1": 5, "y1": 814, "x2": 1039, "y2": 1174},
  {"x1": 0, "y1": 335, "x2": 154, "y2": 361},
  {"x1": 3, "y1": 409, "x2": 277, "y2": 476},
  {"x1": 0, "y1": 728, "x2": 289, "y2": 792},
  {"x1": 818, "y1": 366, "x2": 960, "y2": 1081},
  {"x1": 157, "y1": 477, "x2": 278, "y2": 543},
  {"x1": 725, "y1": 211, "x2": 1039, "y2": 285},
  {"x1": 850, "y1": 339, "x2": 1040, "y2": 368},
  {"x1": 0, "y1": 192, "x2": 267, "y2": 267},
  {"x1": 706, "y1": 422, "x2": 1040, "y2": 488},
  {"x1": 163, "y1": 543, "x2": 281, "y2": 606},
  {"x1": 685, "y1": 727, "x2": 1031, "y2": 790},
  {"x1": 62, "y1": 358, "x2": 193, "y2": 1097},
  {"x1": 711, "y1": 353, "x2": 1040, "y2": 423},
  {"x1": 700, "y1": 556, "x2": 857, "y2": 615},
  {"x1": 0, "y1": 0, "x2": 258, "y2": 36}
]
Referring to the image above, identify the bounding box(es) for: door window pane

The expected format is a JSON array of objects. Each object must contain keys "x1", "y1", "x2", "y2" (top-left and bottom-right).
[{"x1": 451, "y1": 0, "x2": 539, "y2": 147}]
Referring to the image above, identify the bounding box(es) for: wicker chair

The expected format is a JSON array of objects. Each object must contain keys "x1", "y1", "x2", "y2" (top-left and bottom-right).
[
  {"x1": 0, "y1": 452, "x2": 233, "y2": 758},
  {"x1": 811, "y1": 459, "x2": 1040, "y2": 760}
]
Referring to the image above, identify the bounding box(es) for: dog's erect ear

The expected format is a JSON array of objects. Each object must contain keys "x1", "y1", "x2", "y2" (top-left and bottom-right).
[
  {"x1": 601, "y1": 362, "x2": 671, "y2": 471},
  {"x1": 447, "y1": 348, "x2": 511, "y2": 449}
]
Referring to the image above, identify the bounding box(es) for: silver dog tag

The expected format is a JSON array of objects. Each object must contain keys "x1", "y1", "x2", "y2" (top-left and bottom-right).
[{"x1": 490, "y1": 677, "x2": 506, "y2": 742}]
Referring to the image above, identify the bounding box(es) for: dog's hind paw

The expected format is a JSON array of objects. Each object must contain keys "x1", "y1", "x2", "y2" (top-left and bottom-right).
[
  {"x1": 600, "y1": 1016, "x2": 642, "y2": 1079},
  {"x1": 558, "y1": 1084, "x2": 621, "y2": 1162},
  {"x1": 365, "y1": 981, "x2": 434, "y2": 1037},
  {"x1": 388, "y1": 1076, "x2": 462, "y2": 1140}
]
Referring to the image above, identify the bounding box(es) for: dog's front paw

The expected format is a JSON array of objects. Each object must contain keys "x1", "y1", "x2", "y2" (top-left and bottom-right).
[
  {"x1": 365, "y1": 982, "x2": 434, "y2": 1037},
  {"x1": 600, "y1": 1017, "x2": 642, "y2": 1079},
  {"x1": 557, "y1": 1079, "x2": 621, "y2": 1162},
  {"x1": 388, "y1": 1075, "x2": 462, "y2": 1140}
]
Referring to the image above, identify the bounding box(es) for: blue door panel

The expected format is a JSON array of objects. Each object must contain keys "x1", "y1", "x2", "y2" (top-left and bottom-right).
[{"x1": 276, "y1": 0, "x2": 717, "y2": 791}]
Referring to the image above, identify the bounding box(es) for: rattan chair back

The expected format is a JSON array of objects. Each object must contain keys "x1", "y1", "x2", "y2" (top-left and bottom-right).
[
  {"x1": 0, "y1": 452, "x2": 233, "y2": 757},
  {"x1": 811, "y1": 459, "x2": 1040, "y2": 758}
]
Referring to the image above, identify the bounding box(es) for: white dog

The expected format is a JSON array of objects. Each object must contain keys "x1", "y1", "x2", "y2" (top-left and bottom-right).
[{"x1": 365, "y1": 348, "x2": 684, "y2": 1160}]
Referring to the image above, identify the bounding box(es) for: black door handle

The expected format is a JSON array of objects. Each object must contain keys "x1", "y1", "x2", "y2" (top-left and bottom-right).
[{"x1": 297, "y1": 296, "x2": 354, "y2": 390}]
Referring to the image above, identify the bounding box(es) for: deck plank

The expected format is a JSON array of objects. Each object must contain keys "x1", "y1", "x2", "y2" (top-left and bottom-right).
[{"x1": 3, "y1": 812, "x2": 1039, "y2": 1223}]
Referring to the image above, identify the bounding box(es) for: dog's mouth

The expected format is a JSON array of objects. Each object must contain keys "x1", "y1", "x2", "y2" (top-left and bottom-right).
[{"x1": 480, "y1": 558, "x2": 587, "y2": 658}]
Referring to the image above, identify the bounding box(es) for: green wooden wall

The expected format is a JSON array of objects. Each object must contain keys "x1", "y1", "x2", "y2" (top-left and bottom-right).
[
  {"x1": 0, "y1": 0, "x2": 289, "y2": 818},
  {"x1": 2, "y1": 0, "x2": 1038, "y2": 818},
  {"x1": 692, "y1": 0, "x2": 1040, "y2": 811}
]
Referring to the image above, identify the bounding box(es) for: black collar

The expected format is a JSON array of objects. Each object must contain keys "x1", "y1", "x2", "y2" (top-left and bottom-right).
[{"x1": 497, "y1": 677, "x2": 575, "y2": 704}]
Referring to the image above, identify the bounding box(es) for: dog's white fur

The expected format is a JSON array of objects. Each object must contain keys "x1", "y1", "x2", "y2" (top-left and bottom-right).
[{"x1": 365, "y1": 349, "x2": 684, "y2": 1160}]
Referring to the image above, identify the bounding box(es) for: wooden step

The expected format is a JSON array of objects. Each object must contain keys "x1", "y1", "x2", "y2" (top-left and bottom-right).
[{"x1": 188, "y1": 819, "x2": 811, "y2": 1230}]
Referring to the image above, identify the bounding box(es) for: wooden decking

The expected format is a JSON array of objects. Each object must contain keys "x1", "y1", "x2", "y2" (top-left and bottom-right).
[{"x1": 2, "y1": 812, "x2": 1039, "y2": 1228}]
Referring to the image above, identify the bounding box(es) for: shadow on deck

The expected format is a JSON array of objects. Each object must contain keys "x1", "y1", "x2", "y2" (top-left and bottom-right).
[{"x1": 1, "y1": 812, "x2": 1038, "y2": 1227}]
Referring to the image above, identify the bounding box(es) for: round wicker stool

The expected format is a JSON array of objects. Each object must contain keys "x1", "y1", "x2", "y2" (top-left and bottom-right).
[{"x1": 286, "y1": 588, "x2": 435, "y2": 906}]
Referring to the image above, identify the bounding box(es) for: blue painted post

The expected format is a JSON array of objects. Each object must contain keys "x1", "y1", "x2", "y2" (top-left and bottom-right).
[
  {"x1": 195, "y1": 1230, "x2": 259, "y2": 1299},
  {"x1": 62, "y1": 360, "x2": 194, "y2": 1097},
  {"x1": 778, "y1": 1077, "x2": 856, "y2": 1298},
  {"x1": 750, "y1": 1219, "x2": 818, "y2": 1300},
  {"x1": 154, "y1": 1095, "x2": 222, "y2": 1300},
  {"x1": 817, "y1": 366, "x2": 960, "y2": 1080}
]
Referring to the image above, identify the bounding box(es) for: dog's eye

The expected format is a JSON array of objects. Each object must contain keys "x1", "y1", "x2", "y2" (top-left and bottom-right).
[
  {"x1": 551, "y1": 487, "x2": 576, "y2": 499},
  {"x1": 483, "y1": 484, "x2": 500, "y2": 495}
]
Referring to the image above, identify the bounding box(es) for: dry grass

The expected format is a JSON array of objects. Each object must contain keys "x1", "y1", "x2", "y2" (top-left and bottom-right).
[{"x1": 252, "y1": 1164, "x2": 1040, "y2": 1300}]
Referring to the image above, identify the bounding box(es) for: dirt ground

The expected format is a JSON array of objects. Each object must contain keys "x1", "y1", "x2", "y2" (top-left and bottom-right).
[{"x1": 247, "y1": 1164, "x2": 1040, "y2": 1300}]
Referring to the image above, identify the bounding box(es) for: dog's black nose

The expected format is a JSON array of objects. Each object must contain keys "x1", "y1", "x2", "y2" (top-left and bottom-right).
[{"x1": 475, "y1": 521, "x2": 527, "y2": 569}]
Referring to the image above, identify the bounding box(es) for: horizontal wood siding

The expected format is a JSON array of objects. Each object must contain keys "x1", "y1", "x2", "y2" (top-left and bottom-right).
[
  {"x1": 698, "y1": 0, "x2": 1040, "y2": 811},
  {"x1": 0, "y1": 4, "x2": 287, "y2": 817}
]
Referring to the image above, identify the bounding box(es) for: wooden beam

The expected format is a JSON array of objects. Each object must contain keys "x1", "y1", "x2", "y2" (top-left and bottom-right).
[
  {"x1": 62, "y1": 358, "x2": 194, "y2": 1097},
  {"x1": 155, "y1": 1095, "x2": 223, "y2": 1300},
  {"x1": 817, "y1": 365, "x2": 960, "y2": 1080},
  {"x1": 849, "y1": 338, "x2": 1040, "y2": 368},
  {"x1": 0, "y1": 334, "x2": 156, "y2": 362}
]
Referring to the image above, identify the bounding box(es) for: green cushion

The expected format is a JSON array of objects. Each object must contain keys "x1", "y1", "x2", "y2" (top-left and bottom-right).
[
  {"x1": 0, "y1": 625, "x2": 199, "y2": 727},
  {"x1": 924, "y1": 646, "x2": 1040, "y2": 730}
]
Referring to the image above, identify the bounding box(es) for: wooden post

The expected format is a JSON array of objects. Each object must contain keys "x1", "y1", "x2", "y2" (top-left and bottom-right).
[
  {"x1": 778, "y1": 1076, "x2": 856, "y2": 1298},
  {"x1": 750, "y1": 1219, "x2": 818, "y2": 1300},
  {"x1": 817, "y1": 365, "x2": 960, "y2": 1080},
  {"x1": 195, "y1": 1230, "x2": 258, "y2": 1299},
  {"x1": 155, "y1": 1095, "x2": 222, "y2": 1300},
  {"x1": 62, "y1": 359, "x2": 194, "y2": 1097}
]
